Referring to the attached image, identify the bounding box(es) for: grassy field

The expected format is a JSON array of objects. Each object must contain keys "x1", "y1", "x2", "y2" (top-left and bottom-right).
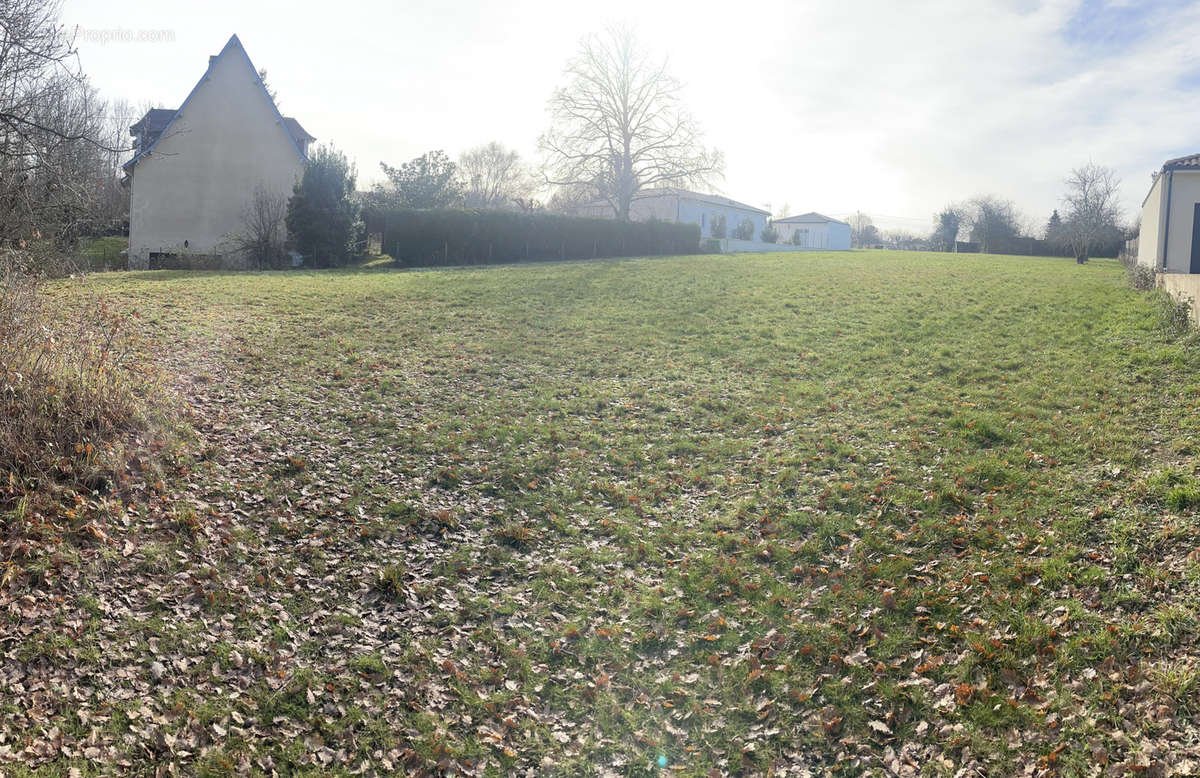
[
  {"x1": 5, "y1": 250, "x2": 1200, "y2": 776},
  {"x1": 76, "y1": 236, "x2": 128, "y2": 271}
]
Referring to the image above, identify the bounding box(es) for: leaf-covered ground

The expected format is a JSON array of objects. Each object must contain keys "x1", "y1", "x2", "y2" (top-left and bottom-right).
[{"x1": 5, "y1": 251, "x2": 1200, "y2": 776}]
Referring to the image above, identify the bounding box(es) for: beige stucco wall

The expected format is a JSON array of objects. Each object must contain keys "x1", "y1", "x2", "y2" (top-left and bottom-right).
[
  {"x1": 1139, "y1": 170, "x2": 1200, "y2": 273},
  {"x1": 1138, "y1": 175, "x2": 1163, "y2": 268},
  {"x1": 127, "y1": 43, "x2": 303, "y2": 268},
  {"x1": 628, "y1": 195, "x2": 680, "y2": 222},
  {"x1": 1159, "y1": 272, "x2": 1200, "y2": 323}
]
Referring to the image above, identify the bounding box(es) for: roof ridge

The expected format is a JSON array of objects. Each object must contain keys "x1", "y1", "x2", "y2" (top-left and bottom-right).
[
  {"x1": 635, "y1": 187, "x2": 770, "y2": 215},
  {"x1": 1163, "y1": 152, "x2": 1200, "y2": 169},
  {"x1": 774, "y1": 212, "x2": 848, "y2": 225},
  {"x1": 124, "y1": 34, "x2": 305, "y2": 170}
]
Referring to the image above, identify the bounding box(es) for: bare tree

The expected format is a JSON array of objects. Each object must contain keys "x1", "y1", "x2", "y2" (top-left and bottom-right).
[
  {"x1": 539, "y1": 26, "x2": 723, "y2": 221},
  {"x1": 883, "y1": 230, "x2": 928, "y2": 251},
  {"x1": 459, "y1": 142, "x2": 535, "y2": 209},
  {"x1": 231, "y1": 186, "x2": 288, "y2": 268},
  {"x1": 848, "y1": 211, "x2": 879, "y2": 248},
  {"x1": 545, "y1": 181, "x2": 597, "y2": 215},
  {"x1": 1062, "y1": 163, "x2": 1122, "y2": 264},
  {"x1": 0, "y1": 0, "x2": 125, "y2": 249}
]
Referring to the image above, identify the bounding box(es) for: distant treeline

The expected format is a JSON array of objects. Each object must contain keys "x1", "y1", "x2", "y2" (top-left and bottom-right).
[
  {"x1": 957, "y1": 235, "x2": 1122, "y2": 258},
  {"x1": 363, "y1": 208, "x2": 700, "y2": 267}
]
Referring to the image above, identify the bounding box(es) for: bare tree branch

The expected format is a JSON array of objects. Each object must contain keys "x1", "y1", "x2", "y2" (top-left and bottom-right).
[
  {"x1": 1061, "y1": 163, "x2": 1122, "y2": 263},
  {"x1": 458, "y1": 142, "x2": 535, "y2": 210},
  {"x1": 538, "y1": 25, "x2": 723, "y2": 221},
  {"x1": 0, "y1": 0, "x2": 128, "y2": 249}
]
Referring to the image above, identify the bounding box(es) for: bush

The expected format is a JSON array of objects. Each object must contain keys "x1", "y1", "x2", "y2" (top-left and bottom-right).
[
  {"x1": 1, "y1": 252, "x2": 163, "y2": 554},
  {"x1": 1155, "y1": 291, "x2": 1193, "y2": 339},
  {"x1": 1127, "y1": 263, "x2": 1156, "y2": 292},
  {"x1": 733, "y1": 218, "x2": 755, "y2": 241},
  {"x1": 701, "y1": 238, "x2": 722, "y2": 253},
  {"x1": 761, "y1": 224, "x2": 778, "y2": 244},
  {"x1": 287, "y1": 145, "x2": 362, "y2": 268},
  {"x1": 364, "y1": 209, "x2": 700, "y2": 267}
]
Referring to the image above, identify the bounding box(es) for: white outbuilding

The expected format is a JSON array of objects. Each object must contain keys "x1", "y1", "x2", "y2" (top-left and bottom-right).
[
  {"x1": 1138, "y1": 153, "x2": 1200, "y2": 272},
  {"x1": 771, "y1": 213, "x2": 851, "y2": 250}
]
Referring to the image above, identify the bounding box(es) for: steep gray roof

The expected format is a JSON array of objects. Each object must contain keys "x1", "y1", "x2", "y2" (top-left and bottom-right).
[
  {"x1": 773, "y1": 211, "x2": 848, "y2": 225},
  {"x1": 282, "y1": 117, "x2": 314, "y2": 143},
  {"x1": 130, "y1": 108, "x2": 175, "y2": 135},
  {"x1": 123, "y1": 34, "x2": 308, "y2": 170}
]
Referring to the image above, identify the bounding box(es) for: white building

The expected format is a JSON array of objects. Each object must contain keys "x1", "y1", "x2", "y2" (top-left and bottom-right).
[
  {"x1": 576, "y1": 188, "x2": 770, "y2": 240},
  {"x1": 123, "y1": 35, "x2": 313, "y2": 269},
  {"x1": 771, "y1": 213, "x2": 851, "y2": 250},
  {"x1": 1138, "y1": 153, "x2": 1200, "y2": 272}
]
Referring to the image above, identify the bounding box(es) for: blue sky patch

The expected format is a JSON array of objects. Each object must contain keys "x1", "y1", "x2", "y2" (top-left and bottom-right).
[{"x1": 1061, "y1": 0, "x2": 1169, "y2": 50}]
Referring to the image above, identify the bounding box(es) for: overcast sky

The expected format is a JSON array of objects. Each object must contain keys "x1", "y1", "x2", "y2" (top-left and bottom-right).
[{"x1": 67, "y1": 0, "x2": 1200, "y2": 234}]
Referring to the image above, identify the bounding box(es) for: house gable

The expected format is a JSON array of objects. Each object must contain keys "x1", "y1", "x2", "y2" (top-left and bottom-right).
[
  {"x1": 125, "y1": 34, "x2": 303, "y2": 171},
  {"x1": 126, "y1": 35, "x2": 309, "y2": 267}
]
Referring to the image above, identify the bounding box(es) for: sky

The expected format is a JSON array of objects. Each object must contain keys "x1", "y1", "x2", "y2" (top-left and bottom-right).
[{"x1": 66, "y1": 0, "x2": 1200, "y2": 234}]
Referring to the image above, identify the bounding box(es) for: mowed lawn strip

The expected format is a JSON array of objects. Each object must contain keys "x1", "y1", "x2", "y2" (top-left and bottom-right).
[{"x1": 9, "y1": 251, "x2": 1200, "y2": 776}]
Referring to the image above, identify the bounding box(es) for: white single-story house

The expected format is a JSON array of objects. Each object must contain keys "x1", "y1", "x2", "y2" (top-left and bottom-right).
[
  {"x1": 123, "y1": 34, "x2": 313, "y2": 269},
  {"x1": 771, "y1": 212, "x2": 851, "y2": 250},
  {"x1": 576, "y1": 188, "x2": 770, "y2": 240},
  {"x1": 1138, "y1": 153, "x2": 1200, "y2": 272}
]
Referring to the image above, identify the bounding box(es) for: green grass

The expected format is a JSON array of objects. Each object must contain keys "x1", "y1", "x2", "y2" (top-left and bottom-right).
[
  {"x1": 77, "y1": 235, "x2": 128, "y2": 269},
  {"x1": 11, "y1": 250, "x2": 1200, "y2": 775}
]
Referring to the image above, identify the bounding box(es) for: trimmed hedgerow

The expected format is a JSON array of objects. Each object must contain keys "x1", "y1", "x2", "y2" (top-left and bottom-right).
[{"x1": 363, "y1": 208, "x2": 700, "y2": 267}]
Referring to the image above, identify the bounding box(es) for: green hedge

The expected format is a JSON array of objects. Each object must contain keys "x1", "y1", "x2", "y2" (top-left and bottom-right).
[{"x1": 364, "y1": 208, "x2": 700, "y2": 267}]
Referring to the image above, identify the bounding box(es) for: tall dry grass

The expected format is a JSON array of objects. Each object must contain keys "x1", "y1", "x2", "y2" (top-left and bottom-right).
[{"x1": 1, "y1": 251, "x2": 164, "y2": 553}]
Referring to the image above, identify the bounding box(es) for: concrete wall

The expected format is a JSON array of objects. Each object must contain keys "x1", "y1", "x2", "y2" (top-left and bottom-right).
[
  {"x1": 1159, "y1": 272, "x2": 1200, "y2": 323},
  {"x1": 127, "y1": 41, "x2": 304, "y2": 268},
  {"x1": 628, "y1": 195, "x2": 680, "y2": 223},
  {"x1": 773, "y1": 221, "x2": 850, "y2": 250},
  {"x1": 777, "y1": 222, "x2": 827, "y2": 248},
  {"x1": 576, "y1": 194, "x2": 767, "y2": 240},
  {"x1": 828, "y1": 222, "x2": 851, "y2": 250},
  {"x1": 1138, "y1": 170, "x2": 1200, "y2": 272},
  {"x1": 679, "y1": 199, "x2": 768, "y2": 239},
  {"x1": 717, "y1": 238, "x2": 803, "y2": 253},
  {"x1": 1138, "y1": 175, "x2": 1164, "y2": 268}
]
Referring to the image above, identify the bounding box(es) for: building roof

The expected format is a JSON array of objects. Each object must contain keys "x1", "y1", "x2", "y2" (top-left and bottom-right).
[
  {"x1": 773, "y1": 211, "x2": 848, "y2": 225},
  {"x1": 282, "y1": 117, "x2": 315, "y2": 143},
  {"x1": 129, "y1": 108, "x2": 175, "y2": 135},
  {"x1": 133, "y1": 109, "x2": 313, "y2": 146},
  {"x1": 636, "y1": 187, "x2": 770, "y2": 215},
  {"x1": 123, "y1": 34, "x2": 308, "y2": 170},
  {"x1": 1162, "y1": 152, "x2": 1200, "y2": 171}
]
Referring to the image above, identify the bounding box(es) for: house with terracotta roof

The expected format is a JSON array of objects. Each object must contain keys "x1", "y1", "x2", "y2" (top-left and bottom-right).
[
  {"x1": 771, "y1": 212, "x2": 851, "y2": 250},
  {"x1": 1138, "y1": 153, "x2": 1200, "y2": 272},
  {"x1": 123, "y1": 35, "x2": 313, "y2": 269}
]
